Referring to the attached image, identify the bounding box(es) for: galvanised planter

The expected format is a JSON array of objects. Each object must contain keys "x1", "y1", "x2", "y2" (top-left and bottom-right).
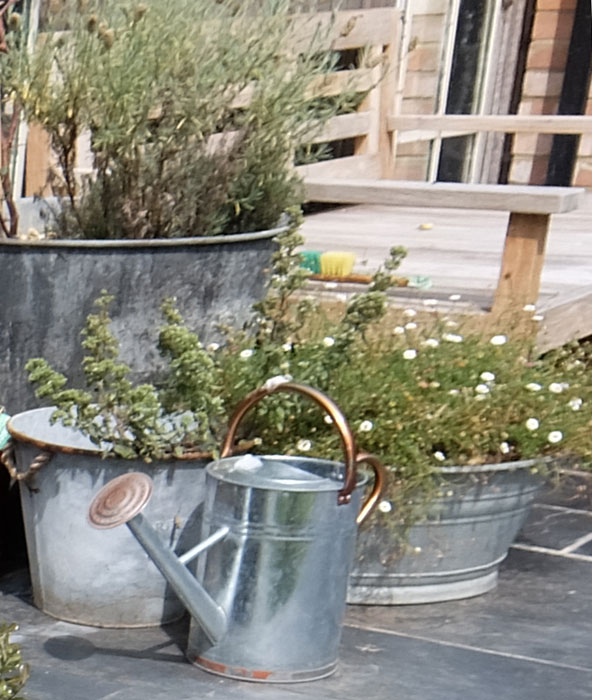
[
  {"x1": 7, "y1": 406, "x2": 208, "y2": 628},
  {"x1": 348, "y1": 459, "x2": 545, "y2": 605},
  {"x1": 0, "y1": 198, "x2": 280, "y2": 413}
]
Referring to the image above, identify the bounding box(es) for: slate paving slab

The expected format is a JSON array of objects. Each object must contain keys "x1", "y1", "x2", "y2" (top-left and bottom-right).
[
  {"x1": 346, "y1": 548, "x2": 592, "y2": 670},
  {"x1": 574, "y1": 538, "x2": 592, "y2": 555},
  {"x1": 516, "y1": 504, "x2": 592, "y2": 550}
]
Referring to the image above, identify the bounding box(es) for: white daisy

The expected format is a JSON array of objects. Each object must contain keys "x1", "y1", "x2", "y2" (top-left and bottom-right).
[
  {"x1": 322, "y1": 336, "x2": 335, "y2": 347},
  {"x1": 547, "y1": 431, "x2": 563, "y2": 444},
  {"x1": 480, "y1": 371, "x2": 495, "y2": 382},
  {"x1": 525, "y1": 383, "x2": 542, "y2": 392},
  {"x1": 403, "y1": 349, "x2": 417, "y2": 360},
  {"x1": 568, "y1": 398, "x2": 583, "y2": 411},
  {"x1": 490, "y1": 335, "x2": 507, "y2": 345},
  {"x1": 359, "y1": 420, "x2": 373, "y2": 432},
  {"x1": 239, "y1": 348, "x2": 254, "y2": 359},
  {"x1": 443, "y1": 333, "x2": 463, "y2": 343},
  {"x1": 525, "y1": 418, "x2": 539, "y2": 431},
  {"x1": 433, "y1": 451, "x2": 446, "y2": 462},
  {"x1": 297, "y1": 439, "x2": 312, "y2": 452},
  {"x1": 378, "y1": 500, "x2": 392, "y2": 513}
]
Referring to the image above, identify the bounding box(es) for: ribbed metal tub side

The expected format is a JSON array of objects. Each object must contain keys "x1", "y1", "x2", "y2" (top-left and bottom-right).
[{"x1": 348, "y1": 460, "x2": 545, "y2": 604}]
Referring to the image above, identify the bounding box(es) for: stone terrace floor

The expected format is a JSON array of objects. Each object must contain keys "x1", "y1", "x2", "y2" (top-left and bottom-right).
[{"x1": 1, "y1": 472, "x2": 590, "y2": 700}]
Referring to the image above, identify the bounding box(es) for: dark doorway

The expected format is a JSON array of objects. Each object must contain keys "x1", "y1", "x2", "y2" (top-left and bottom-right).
[
  {"x1": 437, "y1": 0, "x2": 491, "y2": 182},
  {"x1": 545, "y1": 0, "x2": 592, "y2": 186}
]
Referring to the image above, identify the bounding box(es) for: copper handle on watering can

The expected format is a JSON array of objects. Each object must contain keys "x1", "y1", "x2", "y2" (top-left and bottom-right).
[
  {"x1": 354, "y1": 452, "x2": 385, "y2": 525},
  {"x1": 220, "y1": 381, "x2": 385, "y2": 519}
]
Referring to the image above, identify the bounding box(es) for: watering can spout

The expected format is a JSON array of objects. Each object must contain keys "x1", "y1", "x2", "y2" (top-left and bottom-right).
[{"x1": 88, "y1": 473, "x2": 228, "y2": 645}]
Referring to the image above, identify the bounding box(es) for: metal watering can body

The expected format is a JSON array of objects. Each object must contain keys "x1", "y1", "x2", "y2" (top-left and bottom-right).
[
  {"x1": 189, "y1": 454, "x2": 367, "y2": 681},
  {"x1": 89, "y1": 382, "x2": 384, "y2": 683}
]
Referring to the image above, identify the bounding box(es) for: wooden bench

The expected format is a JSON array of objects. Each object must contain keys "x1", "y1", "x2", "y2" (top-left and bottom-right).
[{"x1": 304, "y1": 177, "x2": 585, "y2": 317}]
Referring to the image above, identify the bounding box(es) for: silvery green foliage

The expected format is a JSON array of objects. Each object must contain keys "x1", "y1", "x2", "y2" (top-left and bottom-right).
[{"x1": 2, "y1": 0, "x2": 355, "y2": 239}]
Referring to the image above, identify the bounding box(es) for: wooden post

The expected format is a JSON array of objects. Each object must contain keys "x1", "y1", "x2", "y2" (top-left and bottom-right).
[
  {"x1": 491, "y1": 212, "x2": 551, "y2": 314},
  {"x1": 24, "y1": 122, "x2": 52, "y2": 197},
  {"x1": 353, "y1": 45, "x2": 382, "y2": 160},
  {"x1": 377, "y1": 9, "x2": 399, "y2": 179}
]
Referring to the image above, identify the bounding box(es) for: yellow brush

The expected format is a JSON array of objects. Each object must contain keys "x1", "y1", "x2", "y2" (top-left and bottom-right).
[{"x1": 320, "y1": 251, "x2": 356, "y2": 277}]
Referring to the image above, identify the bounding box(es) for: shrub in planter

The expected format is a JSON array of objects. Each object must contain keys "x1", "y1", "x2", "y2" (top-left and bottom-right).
[
  {"x1": 0, "y1": 0, "x2": 359, "y2": 411},
  {"x1": 2, "y1": 0, "x2": 348, "y2": 240},
  {"x1": 204, "y1": 253, "x2": 592, "y2": 603},
  {"x1": 258, "y1": 310, "x2": 592, "y2": 603}
]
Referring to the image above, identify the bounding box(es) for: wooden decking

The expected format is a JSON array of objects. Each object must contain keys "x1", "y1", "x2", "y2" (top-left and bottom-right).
[{"x1": 300, "y1": 193, "x2": 592, "y2": 351}]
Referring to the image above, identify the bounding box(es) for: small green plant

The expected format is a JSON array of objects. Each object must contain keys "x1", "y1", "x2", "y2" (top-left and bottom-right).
[
  {"x1": 25, "y1": 215, "x2": 406, "y2": 459},
  {"x1": 1, "y1": 0, "x2": 361, "y2": 239},
  {"x1": 0, "y1": 623, "x2": 29, "y2": 700},
  {"x1": 25, "y1": 290, "x2": 226, "y2": 460}
]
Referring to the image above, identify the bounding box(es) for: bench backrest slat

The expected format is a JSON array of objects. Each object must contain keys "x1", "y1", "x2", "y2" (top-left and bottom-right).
[{"x1": 304, "y1": 178, "x2": 585, "y2": 215}]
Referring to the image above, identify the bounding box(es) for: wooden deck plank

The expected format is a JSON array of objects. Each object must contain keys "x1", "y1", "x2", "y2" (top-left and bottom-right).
[
  {"x1": 389, "y1": 114, "x2": 592, "y2": 135},
  {"x1": 296, "y1": 154, "x2": 381, "y2": 180},
  {"x1": 537, "y1": 289, "x2": 592, "y2": 352},
  {"x1": 290, "y1": 9, "x2": 399, "y2": 52},
  {"x1": 300, "y1": 198, "x2": 592, "y2": 349}
]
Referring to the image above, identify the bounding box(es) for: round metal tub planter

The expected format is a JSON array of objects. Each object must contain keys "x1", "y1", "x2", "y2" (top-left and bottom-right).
[
  {"x1": 0, "y1": 201, "x2": 280, "y2": 413},
  {"x1": 7, "y1": 407, "x2": 208, "y2": 628},
  {"x1": 348, "y1": 460, "x2": 545, "y2": 605}
]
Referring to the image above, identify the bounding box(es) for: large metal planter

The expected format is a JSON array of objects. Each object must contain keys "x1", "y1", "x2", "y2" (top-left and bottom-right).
[
  {"x1": 348, "y1": 460, "x2": 545, "y2": 605},
  {"x1": 0, "y1": 198, "x2": 279, "y2": 413},
  {"x1": 7, "y1": 407, "x2": 208, "y2": 628}
]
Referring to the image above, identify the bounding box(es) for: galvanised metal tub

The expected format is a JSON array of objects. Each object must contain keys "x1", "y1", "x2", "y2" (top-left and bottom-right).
[
  {"x1": 348, "y1": 460, "x2": 545, "y2": 605},
  {"x1": 0, "y1": 198, "x2": 279, "y2": 413},
  {"x1": 7, "y1": 406, "x2": 207, "y2": 627}
]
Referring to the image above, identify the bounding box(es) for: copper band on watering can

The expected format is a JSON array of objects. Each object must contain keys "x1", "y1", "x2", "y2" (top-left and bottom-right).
[{"x1": 220, "y1": 381, "x2": 385, "y2": 520}]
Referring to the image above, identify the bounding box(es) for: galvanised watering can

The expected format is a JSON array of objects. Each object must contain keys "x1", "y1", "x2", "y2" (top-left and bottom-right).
[{"x1": 88, "y1": 381, "x2": 384, "y2": 683}]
